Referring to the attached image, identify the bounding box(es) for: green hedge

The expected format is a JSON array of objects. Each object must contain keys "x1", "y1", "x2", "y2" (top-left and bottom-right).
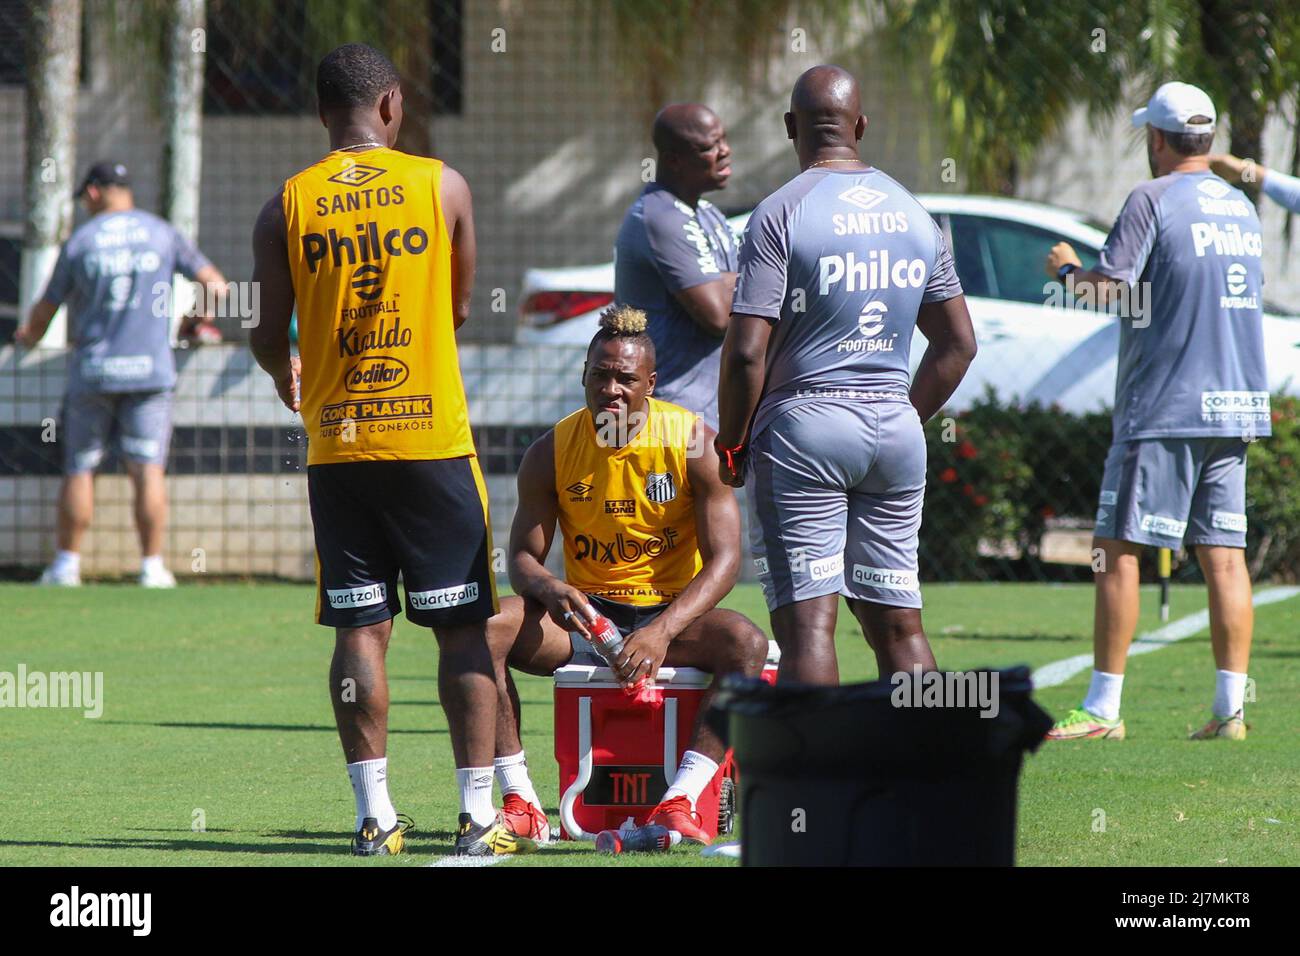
[{"x1": 922, "y1": 390, "x2": 1300, "y2": 582}]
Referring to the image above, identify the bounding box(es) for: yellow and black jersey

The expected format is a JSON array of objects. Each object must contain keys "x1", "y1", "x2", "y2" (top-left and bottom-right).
[
  {"x1": 553, "y1": 397, "x2": 703, "y2": 606},
  {"x1": 283, "y1": 147, "x2": 474, "y2": 465}
]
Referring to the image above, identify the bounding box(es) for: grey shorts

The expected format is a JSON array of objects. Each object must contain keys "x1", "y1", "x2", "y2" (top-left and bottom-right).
[
  {"x1": 62, "y1": 388, "x2": 174, "y2": 474},
  {"x1": 746, "y1": 400, "x2": 926, "y2": 612},
  {"x1": 1094, "y1": 437, "x2": 1248, "y2": 549},
  {"x1": 568, "y1": 593, "x2": 670, "y2": 663}
]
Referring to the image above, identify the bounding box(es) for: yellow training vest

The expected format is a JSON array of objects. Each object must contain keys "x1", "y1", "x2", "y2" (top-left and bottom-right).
[
  {"x1": 283, "y1": 147, "x2": 474, "y2": 465},
  {"x1": 553, "y1": 398, "x2": 703, "y2": 606}
]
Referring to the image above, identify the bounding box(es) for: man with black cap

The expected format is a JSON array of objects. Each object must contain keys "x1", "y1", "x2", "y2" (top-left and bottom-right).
[
  {"x1": 1043, "y1": 82, "x2": 1271, "y2": 742},
  {"x1": 14, "y1": 159, "x2": 228, "y2": 588}
]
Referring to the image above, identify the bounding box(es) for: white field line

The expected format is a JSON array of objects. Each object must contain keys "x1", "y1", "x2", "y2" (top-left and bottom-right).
[{"x1": 1031, "y1": 586, "x2": 1300, "y2": 690}]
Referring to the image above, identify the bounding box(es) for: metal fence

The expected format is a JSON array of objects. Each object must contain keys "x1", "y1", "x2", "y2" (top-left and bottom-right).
[{"x1": 2, "y1": 0, "x2": 1299, "y2": 584}]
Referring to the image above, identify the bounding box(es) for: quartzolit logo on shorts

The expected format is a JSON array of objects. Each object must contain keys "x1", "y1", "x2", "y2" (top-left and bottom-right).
[
  {"x1": 326, "y1": 582, "x2": 387, "y2": 609},
  {"x1": 409, "y1": 582, "x2": 480, "y2": 610}
]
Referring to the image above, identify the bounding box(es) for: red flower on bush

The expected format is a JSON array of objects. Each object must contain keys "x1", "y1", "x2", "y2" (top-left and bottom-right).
[
  {"x1": 1272, "y1": 410, "x2": 1282, "y2": 424},
  {"x1": 940, "y1": 467, "x2": 958, "y2": 483},
  {"x1": 973, "y1": 494, "x2": 989, "y2": 507},
  {"x1": 1041, "y1": 505, "x2": 1056, "y2": 518},
  {"x1": 957, "y1": 440, "x2": 978, "y2": 459},
  {"x1": 962, "y1": 484, "x2": 975, "y2": 498}
]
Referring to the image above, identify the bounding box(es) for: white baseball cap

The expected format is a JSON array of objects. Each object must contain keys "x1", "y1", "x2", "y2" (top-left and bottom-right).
[{"x1": 1131, "y1": 82, "x2": 1216, "y2": 134}]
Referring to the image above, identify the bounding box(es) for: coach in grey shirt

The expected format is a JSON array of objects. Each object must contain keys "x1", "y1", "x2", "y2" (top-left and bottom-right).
[
  {"x1": 1044, "y1": 83, "x2": 1269, "y2": 742},
  {"x1": 15, "y1": 160, "x2": 227, "y2": 588},
  {"x1": 717, "y1": 66, "x2": 975, "y2": 685},
  {"x1": 614, "y1": 104, "x2": 738, "y2": 429}
]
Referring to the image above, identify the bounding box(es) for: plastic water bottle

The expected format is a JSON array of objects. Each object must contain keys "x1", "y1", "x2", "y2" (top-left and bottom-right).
[
  {"x1": 586, "y1": 614, "x2": 655, "y2": 697},
  {"x1": 595, "y1": 824, "x2": 681, "y2": 854}
]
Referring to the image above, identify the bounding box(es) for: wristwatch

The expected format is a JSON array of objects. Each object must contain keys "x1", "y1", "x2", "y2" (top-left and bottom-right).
[{"x1": 1057, "y1": 262, "x2": 1079, "y2": 282}]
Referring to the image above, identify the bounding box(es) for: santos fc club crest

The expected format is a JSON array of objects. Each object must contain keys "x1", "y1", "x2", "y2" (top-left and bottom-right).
[{"x1": 644, "y1": 471, "x2": 676, "y2": 504}]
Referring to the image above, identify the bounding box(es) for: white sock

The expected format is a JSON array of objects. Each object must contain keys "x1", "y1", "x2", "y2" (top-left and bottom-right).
[
  {"x1": 141, "y1": 554, "x2": 166, "y2": 575},
  {"x1": 662, "y1": 751, "x2": 719, "y2": 808},
  {"x1": 494, "y1": 750, "x2": 541, "y2": 807},
  {"x1": 1082, "y1": 670, "x2": 1125, "y2": 721},
  {"x1": 457, "y1": 766, "x2": 496, "y2": 827},
  {"x1": 346, "y1": 757, "x2": 397, "y2": 831},
  {"x1": 52, "y1": 550, "x2": 80, "y2": 574},
  {"x1": 1214, "y1": 669, "x2": 1247, "y2": 719}
]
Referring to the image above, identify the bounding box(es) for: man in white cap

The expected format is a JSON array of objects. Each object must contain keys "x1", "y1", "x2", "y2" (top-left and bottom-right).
[{"x1": 1043, "y1": 82, "x2": 1270, "y2": 741}]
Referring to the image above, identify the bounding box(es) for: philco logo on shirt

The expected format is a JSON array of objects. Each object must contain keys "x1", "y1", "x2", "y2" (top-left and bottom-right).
[
  {"x1": 327, "y1": 582, "x2": 387, "y2": 609},
  {"x1": 1201, "y1": 390, "x2": 1269, "y2": 422},
  {"x1": 408, "y1": 582, "x2": 479, "y2": 610},
  {"x1": 819, "y1": 251, "x2": 927, "y2": 294},
  {"x1": 1189, "y1": 221, "x2": 1262, "y2": 258},
  {"x1": 301, "y1": 221, "x2": 429, "y2": 274}
]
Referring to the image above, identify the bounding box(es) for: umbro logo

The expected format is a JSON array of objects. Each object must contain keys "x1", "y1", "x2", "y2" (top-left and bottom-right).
[
  {"x1": 567, "y1": 481, "x2": 594, "y2": 501},
  {"x1": 328, "y1": 164, "x2": 387, "y2": 187},
  {"x1": 1197, "y1": 178, "x2": 1231, "y2": 199},
  {"x1": 838, "y1": 185, "x2": 887, "y2": 211}
]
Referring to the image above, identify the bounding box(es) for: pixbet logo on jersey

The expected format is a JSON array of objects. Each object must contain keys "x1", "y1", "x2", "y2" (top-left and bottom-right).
[
  {"x1": 819, "y1": 251, "x2": 927, "y2": 294},
  {"x1": 837, "y1": 301, "x2": 896, "y2": 353}
]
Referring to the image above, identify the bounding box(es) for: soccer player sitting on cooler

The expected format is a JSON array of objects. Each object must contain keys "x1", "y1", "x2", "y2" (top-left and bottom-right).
[{"x1": 487, "y1": 305, "x2": 768, "y2": 845}]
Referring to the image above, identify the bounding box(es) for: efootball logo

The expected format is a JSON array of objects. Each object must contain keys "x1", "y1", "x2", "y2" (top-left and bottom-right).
[
  {"x1": 351, "y1": 264, "x2": 383, "y2": 301},
  {"x1": 328, "y1": 164, "x2": 387, "y2": 187},
  {"x1": 644, "y1": 472, "x2": 676, "y2": 504},
  {"x1": 838, "y1": 185, "x2": 887, "y2": 211}
]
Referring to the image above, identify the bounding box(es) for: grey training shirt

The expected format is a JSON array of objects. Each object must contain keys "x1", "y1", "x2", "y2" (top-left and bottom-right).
[
  {"x1": 613, "y1": 183, "x2": 739, "y2": 429},
  {"x1": 41, "y1": 209, "x2": 210, "y2": 393},
  {"x1": 1095, "y1": 171, "x2": 1271, "y2": 441},
  {"x1": 732, "y1": 167, "x2": 963, "y2": 439}
]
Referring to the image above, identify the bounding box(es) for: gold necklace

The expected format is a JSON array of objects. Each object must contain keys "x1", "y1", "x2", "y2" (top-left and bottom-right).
[
  {"x1": 808, "y1": 158, "x2": 865, "y2": 169},
  {"x1": 336, "y1": 141, "x2": 383, "y2": 152}
]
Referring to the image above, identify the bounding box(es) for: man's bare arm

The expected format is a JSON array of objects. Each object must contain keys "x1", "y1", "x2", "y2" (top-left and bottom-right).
[
  {"x1": 14, "y1": 299, "x2": 59, "y2": 348},
  {"x1": 507, "y1": 431, "x2": 596, "y2": 636},
  {"x1": 179, "y1": 263, "x2": 230, "y2": 336},
  {"x1": 671, "y1": 273, "x2": 737, "y2": 337},
  {"x1": 715, "y1": 312, "x2": 772, "y2": 485},
  {"x1": 249, "y1": 189, "x2": 299, "y2": 411},
  {"x1": 911, "y1": 295, "x2": 977, "y2": 423},
  {"x1": 1045, "y1": 241, "x2": 1129, "y2": 307},
  {"x1": 439, "y1": 165, "x2": 476, "y2": 330},
  {"x1": 646, "y1": 421, "x2": 740, "y2": 642}
]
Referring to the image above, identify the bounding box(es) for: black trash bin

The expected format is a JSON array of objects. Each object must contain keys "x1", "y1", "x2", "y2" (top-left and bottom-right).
[{"x1": 710, "y1": 666, "x2": 1052, "y2": 866}]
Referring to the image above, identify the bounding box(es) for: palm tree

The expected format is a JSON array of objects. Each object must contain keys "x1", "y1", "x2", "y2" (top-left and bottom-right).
[{"x1": 881, "y1": 0, "x2": 1300, "y2": 195}]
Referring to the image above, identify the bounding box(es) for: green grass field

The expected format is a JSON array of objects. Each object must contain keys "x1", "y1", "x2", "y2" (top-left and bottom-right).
[{"x1": 1, "y1": 581, "x2": 1296, "y2": 867}]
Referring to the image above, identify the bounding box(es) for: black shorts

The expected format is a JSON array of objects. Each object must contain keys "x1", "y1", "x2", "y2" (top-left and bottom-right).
[{"x1": 307, "y1": 457, "x2": 499, "y2": 629}]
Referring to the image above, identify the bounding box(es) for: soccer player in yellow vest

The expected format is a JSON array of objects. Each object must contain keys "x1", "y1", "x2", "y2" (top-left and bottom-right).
[
  {"x1": 250, "y1": 44, "x2": 526, "y2": 858},
  {"x1": 487, "y1": 306, "x2": 769, "y2": 845}
]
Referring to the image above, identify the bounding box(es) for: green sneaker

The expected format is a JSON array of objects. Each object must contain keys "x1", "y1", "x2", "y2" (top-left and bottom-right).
[
  {"x1": 1045, "y1": 707, "x2": 1126, "y2": 740},
  {"x1": 1189, "y1": 709, "x2": 1246, "y2": 740}
]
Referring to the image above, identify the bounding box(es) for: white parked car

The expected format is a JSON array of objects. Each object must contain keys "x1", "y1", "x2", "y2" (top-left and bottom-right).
[{"x1": 515, "y1": 194, "x2": 1300, "y2": 415}]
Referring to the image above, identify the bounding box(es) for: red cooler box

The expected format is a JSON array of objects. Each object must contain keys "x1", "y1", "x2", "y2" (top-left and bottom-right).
[{"x1": 553, "y1": 642, "x2": 780, "y2": 841}]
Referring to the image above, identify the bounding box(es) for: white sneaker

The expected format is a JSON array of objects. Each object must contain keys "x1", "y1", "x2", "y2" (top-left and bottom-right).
[
  {"x1": 140, "y1": 566, "x2": 177, "y2": 588},
  {"x1": 38, "y1": 565, "x2": 81, "y2": 587}
]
